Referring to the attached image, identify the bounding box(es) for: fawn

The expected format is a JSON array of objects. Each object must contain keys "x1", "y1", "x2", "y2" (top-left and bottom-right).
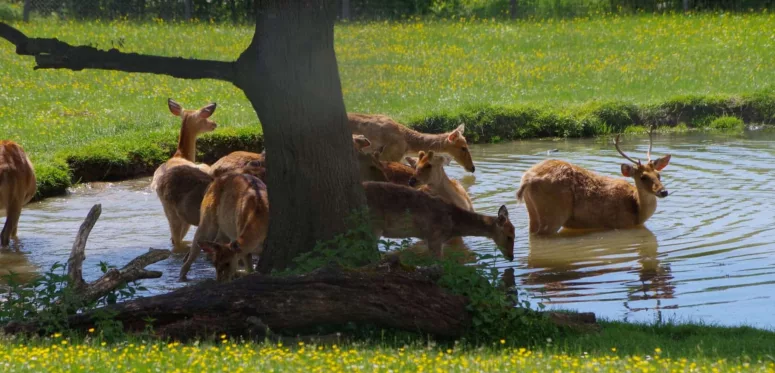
[
  {"x1": 517, "y1": 129, "x2": 671, "y2": 234},
  {"x1": 179, "y1": 163, "x2": 269, "y2": 282},
  {"x1": 348, "y1": 113, "x2": 475, "y2": 172},
  {"x1": 210, "y1": 150, "x2": 265, "y2": 178},
  {"x1": 364, "y1": 181, "x2": 514, "y2": 261},
  {"x1": 409, "y1": 151, "x2": 473, "y2": 212},
  {"x1": 0, "y1": 141, "x2": 36, "y2": 247}
]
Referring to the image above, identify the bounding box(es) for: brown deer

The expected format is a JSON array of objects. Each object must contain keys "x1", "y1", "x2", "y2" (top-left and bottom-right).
[
  {"x1": 0, "y1": 141, "x2": 36, "y2": 247},
  {"x1": 517, "y1": 130, "x2": 671, "y2": 235},
  {"x1": 210, "y1": 150, "x2": 264, "y2": 178},
  {"x1": 150, "y1": 99, "x2": 217, "y2": 191},
  {"x1": 348, "y1": 113, "x2": 475, "y2": 172},
  {"x1": 179, "y1": 165, "x2": 269, "y2": 282},
  {"x1": 154, "y1": 165, "x2": 214, "y2": 251},
  {"x1": 364, "y1": 181, "x2": 514, "y2": 261},
  {"x1": 409, "y1": 151, "x2": 473, "y2": 212}
]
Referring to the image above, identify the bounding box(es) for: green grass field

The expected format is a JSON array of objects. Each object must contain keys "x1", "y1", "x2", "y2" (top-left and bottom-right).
[
  {"x1": 2, "y1": 14, "x2": 775, "y2": 197},
  {"x1": 2, "y1": 321, "x2": 774, "y2": 372}
]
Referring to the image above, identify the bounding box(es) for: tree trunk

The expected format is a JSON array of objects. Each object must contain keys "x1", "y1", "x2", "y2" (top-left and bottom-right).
[
  {"x1": 4, "y1": 265, "x2": 470, "y2": 341},
  {"x1": 341, "y1": 0, "x2": 351, "y2": 20},
  {"x1": 236, "y1": 1, "x2": 372, "y2": 273},
  {"x1": 509, "y1": 0, "x2": 517, "y2": 19},
  {"x1": 23, "y1": 0, "x2": 31, "y2": 21}
]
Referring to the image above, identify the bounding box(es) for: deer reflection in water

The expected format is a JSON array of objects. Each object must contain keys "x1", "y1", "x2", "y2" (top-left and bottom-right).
[
  {"x1": 0, "y1": 244, "x2": 40, "y2": 285},
  {"x1": 520, "y1": 227, "x2": 675, "y2": 310}
]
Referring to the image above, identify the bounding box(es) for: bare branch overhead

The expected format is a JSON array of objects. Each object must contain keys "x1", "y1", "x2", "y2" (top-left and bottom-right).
[{"x1": 0, "y1": 22, "x2": 237, "y2": 83}]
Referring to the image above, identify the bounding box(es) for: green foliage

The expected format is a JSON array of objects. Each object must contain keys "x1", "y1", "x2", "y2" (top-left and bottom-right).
[
  {"x1": 710, "y1": 116, "x2": 745, "y2": 131},
  {"x1": 278, "y1": 208, "x2": 381, "y2": 276},
  {"x1": 0, "y1": 1, "x2": 22, "y2": 21},
  {"x1": 0, "y1": 261, "x2": 147, "y2": 340}
]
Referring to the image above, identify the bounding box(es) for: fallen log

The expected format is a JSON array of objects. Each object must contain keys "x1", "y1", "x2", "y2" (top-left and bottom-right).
[
  {"x1": 64, "y1": 204, "x2": 171, "y2": 305},
  {"x1": 4, "y1": 264, "x2": 471, "y2": 341}
]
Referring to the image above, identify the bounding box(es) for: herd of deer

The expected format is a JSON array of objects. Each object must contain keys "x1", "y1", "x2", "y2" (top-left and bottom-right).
[{"x1": 0, "y1": 99, "x2": 672, "y2": 283}]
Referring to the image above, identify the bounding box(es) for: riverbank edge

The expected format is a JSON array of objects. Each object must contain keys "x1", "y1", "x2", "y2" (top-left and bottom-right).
[{"x1": 33, "y1": 90, "x2": 775, "y2": 201}]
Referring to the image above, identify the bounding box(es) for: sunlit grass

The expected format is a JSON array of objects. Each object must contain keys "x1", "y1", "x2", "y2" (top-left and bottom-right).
[
  {"x1": 2, "y1": 13, "x2": 775, "y2": 196},
  {"x1": 2, "y1": 324, "x2": 775, "y2": 373}
]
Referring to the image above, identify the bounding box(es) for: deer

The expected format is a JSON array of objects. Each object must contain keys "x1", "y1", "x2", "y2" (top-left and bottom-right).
[
  {"x1": 0, "y1": 141, "x2": 37, "y2": 247},
  {"x1": 409, "y1": 151, "x2": 473, "y2": 212},
  {"x1": 154, "y1": 165, "x2": 214, "y2": 251},
  {"x1": 150, "y1": 99, "x2": 217, "y2": 191},
  {"x1": 516, "y1": 129, "x2": 671, "y2": 235},
  {"x1": 150, "y1": 99, "x2": 217, "y2": 248},
  {"x1": 179, "y1": 164, "x2": 270, "y2": 282},
  {"x1": 348, "y1": 113, "x2": 475, "y2": 173},
  {"x1": 210, "y1": 150, "x2": 265, "y2": 178},
  {"x1": 364, "y1": 181, "x2": 514, "y2": 261}
]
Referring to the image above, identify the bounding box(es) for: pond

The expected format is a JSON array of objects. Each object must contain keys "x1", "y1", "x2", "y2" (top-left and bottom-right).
[{"x1": 2, "y1": 131, "x2": 774, "y2": 329}]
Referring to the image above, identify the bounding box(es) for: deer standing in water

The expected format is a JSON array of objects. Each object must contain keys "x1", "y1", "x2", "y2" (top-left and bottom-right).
[
  {"x1": 364, "y1": 181, "x2": 514, "y2": 261},
  {"x1": 151, "y1": 99, "x2": 217, "y2": 249},
  {"x1": 348, "y1": 113, "x2": 475, "y2": 172},
  {"x1": 0, "y1": 141, "x2": 36, "y2": 247},
  {"x1": 179, "y1": 162, "x2": 269, "y2": 282},
  {"x1": 210, "y1": 150, "x2": 264, "y2": 178},
  {"x1": 517, "y1": 129, "x2": 671, "y2": 235}
]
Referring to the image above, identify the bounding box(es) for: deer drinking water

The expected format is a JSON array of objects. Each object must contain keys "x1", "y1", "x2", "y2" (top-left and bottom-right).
[
  {"x1": 348, "y1": 113, "x2": 475, "y2": 172},
  {"x1": 0, "y1": 141, "x2": 36, "y2": 247},
  {"x1": 364, "y1": 181, "x2": 514, "y2": 261},
  {"x1": 151, "y1": 99, "x2": 217, "y2": 249},
  {"x1": 179, "y1": 162, "x2": 269, "y2": 282},
  {"x1": 516, "y1": 130, "x2": 671, "y2": 235}
]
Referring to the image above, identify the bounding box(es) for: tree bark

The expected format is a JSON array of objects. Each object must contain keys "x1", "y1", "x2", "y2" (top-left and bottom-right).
[
  {"x1": 237, "y1": 1, "x2": 372, "y2": 273},
  {"x1": 510, "y1": 0, "x2": 517, "y2": 19},
  {"x1": 4, "y1": 265, "x2": 470, "y2": 341}
]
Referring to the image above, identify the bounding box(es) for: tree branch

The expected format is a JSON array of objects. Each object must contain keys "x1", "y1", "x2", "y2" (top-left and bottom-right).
[{"x1": 0, "y1": 22, "x2": 237, "y2": 83}]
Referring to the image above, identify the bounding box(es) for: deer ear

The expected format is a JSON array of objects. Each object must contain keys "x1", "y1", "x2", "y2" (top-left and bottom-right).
[
  {"x1": 418, "y1": 151, "x2": 426, "y2": 160},
  {"x1": 653, "y1": 154, "x2": 671, "y2": 171},
  {"x1": 168, "y1": 98, "x2": 183, "y2": 116},
  {"x1": 426, "y1": 151, "x2": 435, "y2": 160},
  {"x1": 621, "y1": 164, "x2": 634, "y2": 177},
  {"x1": 352, "y1": 135, "x2": 371, "y2": 151},
  {"x1": 456, "y1": 123, "x2": 465, "y2": 134},
  {"x1": 199, "y1": 103, "x2": 217, "y2": 119},
  {"x1": 405, "y1": 157, "x2": 418, "y2": 168},
  {"x1": 447, "y1": 129, "x2": 460, "y2": 142},
  {"x1": 497, "y1": 205, "x2": 509, "y2": 225}
]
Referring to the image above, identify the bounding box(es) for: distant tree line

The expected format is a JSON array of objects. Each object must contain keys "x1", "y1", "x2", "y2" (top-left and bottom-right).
[{"x1": 10, "y1": 0, "x2": 775, "y2": 22}]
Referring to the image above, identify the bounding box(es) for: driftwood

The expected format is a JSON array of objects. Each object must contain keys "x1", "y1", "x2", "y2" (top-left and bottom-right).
[
  {"x1": 65, "y1": 204, "x2": 171, "y2": 305},
  {"x1": 5, "y1": 263, "x2": 471, "y2": 341}
]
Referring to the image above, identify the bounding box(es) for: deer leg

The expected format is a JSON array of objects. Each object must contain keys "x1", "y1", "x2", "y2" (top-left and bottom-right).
[
  {"x1": 179, "y1": 223, "x2": 218, "y2": 282},
  {"x1": 427, "y1": 238, "x2": 444, "y2": 259},
  {"x1": 1, "y1": 199, "x2": 21, "y2": 247},
  {"x1": 523, "y1": 191, "x2": 540, "y2": 234}
]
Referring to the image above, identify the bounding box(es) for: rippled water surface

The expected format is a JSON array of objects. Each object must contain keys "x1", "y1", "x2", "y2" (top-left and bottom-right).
[{"x1": 3, "y1": 132, "x2": 775, "y2": 328}]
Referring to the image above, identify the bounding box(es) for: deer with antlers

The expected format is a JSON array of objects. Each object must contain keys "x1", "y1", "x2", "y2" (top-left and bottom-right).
[{"x1": 517, "y1": 128, "x2": 671, "y2": 234}]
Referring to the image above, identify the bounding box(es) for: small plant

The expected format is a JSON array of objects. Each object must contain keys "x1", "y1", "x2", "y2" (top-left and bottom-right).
[
  {"x1": 709, "y1": 116, "x2": 744, "y2": 131},
  {"x1": 0, "y1": 261, "x2": 147, "y2": 338}
]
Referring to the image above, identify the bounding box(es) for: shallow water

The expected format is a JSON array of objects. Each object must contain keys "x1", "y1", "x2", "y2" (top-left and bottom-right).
[{"x1": 3, "y1": 131, "x2": 775, "y2": 328}]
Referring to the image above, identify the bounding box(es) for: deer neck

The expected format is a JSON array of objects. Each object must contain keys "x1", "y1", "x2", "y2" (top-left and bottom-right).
[
  {"x1": 634, "y1": 185, "x2": 658, "y2": 225},
  {"x1": 451, "y1": 210, "x2": 495, "y2": 239},
  {"x1": 174, "y1": 121, "x2": 198, "y2": 162},
  {"x1": 428, "y1": 172, "x2": 469, "y2": 211},
  {"x1": 404, "y1": 130, "x2": 448, "y2": 153}
]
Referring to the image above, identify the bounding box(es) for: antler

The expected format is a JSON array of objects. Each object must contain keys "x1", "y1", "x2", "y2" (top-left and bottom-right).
[
  {"x1": 614, "y1": 134, "x2": 641, "y2": 165},
  {"x1": 646, "y1": 126, "x2": 655, "y2": 162}
]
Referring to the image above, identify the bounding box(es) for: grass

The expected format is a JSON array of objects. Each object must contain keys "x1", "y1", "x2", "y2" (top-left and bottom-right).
[
  {"x1": 1, "y1": 321, "x2": 774, "y2": 372},
  {"x1": 3, "y1": 14, "x2": 775, "y2": 198}
]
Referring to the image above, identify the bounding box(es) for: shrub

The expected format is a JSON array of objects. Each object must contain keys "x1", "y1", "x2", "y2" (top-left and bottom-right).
[{"x1": 710, "y1": 116, "x2": 744, "y2": 130}]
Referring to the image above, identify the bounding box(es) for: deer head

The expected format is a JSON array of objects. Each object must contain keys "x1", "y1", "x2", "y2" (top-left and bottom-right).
[
  {"x1": 199, "y1": 240, "x2": 242, "y2": 282},
  {"x1": 614, "y1": 128, "x2": 671, "y2": 198},
  {"x1": 443, "y1": 123, "x2": 475, "y2": 173},
  {"x1": 168, "y1": 98, "x2": 218, "y2": 135},
  {"x1": 493, "y1": 205, "x2": 515, "y2": 261},
  {"x1": 408, "y1": 151, "x2": 452, "y2": 187}
]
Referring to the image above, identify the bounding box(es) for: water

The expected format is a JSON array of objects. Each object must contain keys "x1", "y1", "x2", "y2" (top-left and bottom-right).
[{"x1": 3, "y1": 131, "x2": 775, "y2": 328}]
